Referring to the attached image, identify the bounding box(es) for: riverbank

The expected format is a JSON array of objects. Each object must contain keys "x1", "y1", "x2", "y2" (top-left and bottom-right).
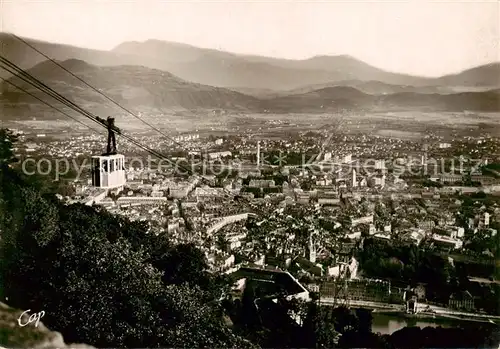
[
  {"x1": 374, "y1": 309, "x2": 500, "y2": 325},
  {"x1": 320, "y1": 298, "x2": 500, "y2": 326},
  {"x1": 371, "y1": 311, "x2": 499, "y2": 335}
]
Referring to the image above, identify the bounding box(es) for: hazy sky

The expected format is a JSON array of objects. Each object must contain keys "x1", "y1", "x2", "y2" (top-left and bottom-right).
[{"x1": 2, "y1": 0, "x2": 499, "y2": 77}]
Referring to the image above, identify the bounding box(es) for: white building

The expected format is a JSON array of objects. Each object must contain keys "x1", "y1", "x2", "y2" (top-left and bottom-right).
[
  {"x1": 368, "y1": 224, "x2": 376, "y2": 235},
  {"x1": 208, "y1": 151, "x2": 232, "y2": 160},
  {"x1": 482, "y1": 212, "x2": 490, "y2": 227},
  {"x1": 226, "y1": 231, "x2": 247, "y2": 250},
  {"x1": 432, "y1": 234, "x2": 463, "y2": 249},
  {"x1": 402, "y1": 229, "x2": 425, "y2": 246},
  {"x1": 439, "y1": 143, "x2": 451, "y2": 149},
  {"x1": 351, "y1": 215, "x2": 374, "y2": 227},
  {"x1": 117, "y1": 196, "x2": 168, "y2": 205},
  {"x1": 346, "y1": 231, "x2": 362, "y2": 240},
  {"x1": 375, "y1": 159, "x2": 385, "y2": 170}
]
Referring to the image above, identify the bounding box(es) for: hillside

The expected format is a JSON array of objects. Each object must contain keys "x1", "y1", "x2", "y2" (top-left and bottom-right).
[
  {"x1": 0, "y1": 33, "x2": 133, "y2": 72},
  {"x1": 230, "y1": 81, "x2": 496, "y2": 98},
  {"x1": 0, "y1": 59, "x2": 260, "y2": 118},
  {"x1": 435, "y1": 63, "x2": 500, "y2": 87},
  {"x1": 0, "y1": 137, "x2": 256, "y2": 349},
  {"x1": 261, "y1": 86, "x2": 375, "y2": 113},
  {"x1": 285, "y1": 80, "x2": 448, "y2": 96},
  {"x1": 261, "y1": 87, "x2": 500, "y2": 113},
  {"x1": 379, "y1": 90, "x2": 500, "y2": 112}
]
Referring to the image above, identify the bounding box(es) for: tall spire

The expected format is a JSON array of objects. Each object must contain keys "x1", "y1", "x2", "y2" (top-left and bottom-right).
[
  {"x1": 257, "y1": 140, "x2": 261, "y2": 169},
  {"x1": 309, "y1": 232, "x2": 317, "y2": 263}
]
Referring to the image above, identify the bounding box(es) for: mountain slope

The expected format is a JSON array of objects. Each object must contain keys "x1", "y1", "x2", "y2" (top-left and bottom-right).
[
  {"x1": 112, "y1": 40, "x2": 431, "y2": 89},
  {"x1": 435, "y1": 63, "x2": 500, "y2": 87},
  {"x1": 261, "y1": 86, "x2": 375, "y2": 112},
  {"x1": 379, "y1": 90, "x2": 500, "y2": 111},
  {"x1": 0, "y1": 59, "x2": 260, "y2": 119},
  {"x1": 285, "y1": 80, "x2": 447, "y2": 95},
  {"x1": 0, "y1": 33, "x2": 130, "y2": 72},
  {"x1": 261, "y1": 87, "x2": 500, "y2": 113}
]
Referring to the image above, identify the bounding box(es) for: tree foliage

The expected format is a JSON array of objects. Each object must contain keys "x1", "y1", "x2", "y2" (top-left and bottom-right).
[
  {"x1": 0, "y1": 128, "x2": 254, "y2": 348},
  {"x1": 359, "y1": 238, "x2": 454, "y2": 287}
]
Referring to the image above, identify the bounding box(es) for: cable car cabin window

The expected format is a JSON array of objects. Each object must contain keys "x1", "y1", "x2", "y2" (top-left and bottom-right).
[
  {"x1": 102, "y1": 160, "x2": 108, "y2": 172},
  {"x1": 110, "y1": 159, "x2": 115, "y2": 172}
]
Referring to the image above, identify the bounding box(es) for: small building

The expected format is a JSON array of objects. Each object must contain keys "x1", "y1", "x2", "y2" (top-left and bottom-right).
[
  {"x1": 401, "y1": 229, "x2": 425, "y2": 246},
  {"x1": 406, "y1": 295, "x2": 418, "y2": 314},
  {"x1": 208, "y1": 151, "x2": 232, "y2": 159},
  {"x1": 296, "y1": 192, "x2": 310, "y2": 205},
  {"x1": 432, "y1": 234, "x2": 463, "y2": 250},
  {"x1": 448, "y1": 291, "x2": 475, "y2": 311},
  {"x1": 318, "y1": 194, "x2": 340, "y2": 206},
  {"x1": 351, "y1": 215, "x2": 374, "y2": 227},
  {"x1": 373, "y1": 232, "x2": 391, "y2": 242}
]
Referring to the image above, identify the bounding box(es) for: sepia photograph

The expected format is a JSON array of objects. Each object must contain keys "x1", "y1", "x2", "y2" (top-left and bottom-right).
[{"x1": 0, "y1": 0, "x2": 499, "y2": 348}]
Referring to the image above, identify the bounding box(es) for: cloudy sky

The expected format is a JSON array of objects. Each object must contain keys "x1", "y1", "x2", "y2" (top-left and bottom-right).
[{"x1": 2, "y1": 0, "x2": 499, "y2": 77}]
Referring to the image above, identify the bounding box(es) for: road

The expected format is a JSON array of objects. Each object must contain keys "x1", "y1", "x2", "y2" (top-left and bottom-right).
[
  {"x1": 320, "y1": 298, "x2": 403, "y2": 311},
  {"x1": 419, "y1": 303, "x2": 500, "y2": 322},
  {"x1": 320, "y1": 297, "x2": 500, "y2": 323}
]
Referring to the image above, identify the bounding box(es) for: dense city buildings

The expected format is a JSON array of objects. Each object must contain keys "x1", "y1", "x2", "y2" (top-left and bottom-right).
[{"x1": 11, "y1": 125, "x2": 500, "y2": 324}]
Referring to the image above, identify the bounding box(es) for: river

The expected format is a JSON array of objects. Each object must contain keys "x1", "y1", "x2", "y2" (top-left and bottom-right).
[{"x1": 371, "y1": 312, "x2": 488, "y2": 335}]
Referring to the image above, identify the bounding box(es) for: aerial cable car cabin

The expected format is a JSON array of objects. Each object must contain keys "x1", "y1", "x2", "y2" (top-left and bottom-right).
[{"x1": 91, "y1": 116, "x2": 126, "y2": 191}]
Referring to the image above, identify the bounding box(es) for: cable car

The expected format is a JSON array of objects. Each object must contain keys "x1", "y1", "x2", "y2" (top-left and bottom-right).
[{"x1": 91, "y1": 116, "x2": 126, "y2": 191}]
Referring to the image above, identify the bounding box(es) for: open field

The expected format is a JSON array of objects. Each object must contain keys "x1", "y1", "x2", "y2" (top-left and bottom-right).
[{"x1": 5, "y1": 111, "x2": 500, "y2": 140}]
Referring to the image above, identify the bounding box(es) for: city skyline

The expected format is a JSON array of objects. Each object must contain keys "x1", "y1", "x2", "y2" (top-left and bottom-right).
[{"x1": 2, "y1": 0, "x2": 499, "y2": 77}]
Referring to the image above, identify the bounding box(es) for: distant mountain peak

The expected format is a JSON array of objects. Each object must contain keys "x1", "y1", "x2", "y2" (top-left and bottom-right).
[
  {"x1": 143, "y1": 39, "x2": 197, "y2": 48},
  {"x1": 313, "y1": 85, "x2": 368, "y2": 97},
  {"x1": 58, "y1": 58, "x2": 94, "y2": 70},
  {"x1": 112, "y1": 39, "x2": 229, "y2": 57},
  {"x1": 305, "y1": 54, "x2": 359, "y2": 63},
  {"x1": 436, "y1": 61, "x2": 500, "y2": 86},
  {"x1": 24, "y1": 58, "x2": 96, "y2": 76},
  {"x1": 309, "y1": 54, "x2": 355, "y2": 60},
  {"x1": 114, "y1": 38, "x2": 193, "y2": 49}
]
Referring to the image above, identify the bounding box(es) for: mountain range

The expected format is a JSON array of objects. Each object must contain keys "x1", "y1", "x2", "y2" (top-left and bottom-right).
[
  {"x1": 2, "y1": 59, "x2": 499, "y2": 117},
  {"x1": 1, "y1": 33, "x2": 499, "y2": 90},
  {"x1": 0, "y1": 33, "x2": 499, "y2": 116},
  {"x1": 1, "y1": 59, "x2": 261, "y2": 114}
]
